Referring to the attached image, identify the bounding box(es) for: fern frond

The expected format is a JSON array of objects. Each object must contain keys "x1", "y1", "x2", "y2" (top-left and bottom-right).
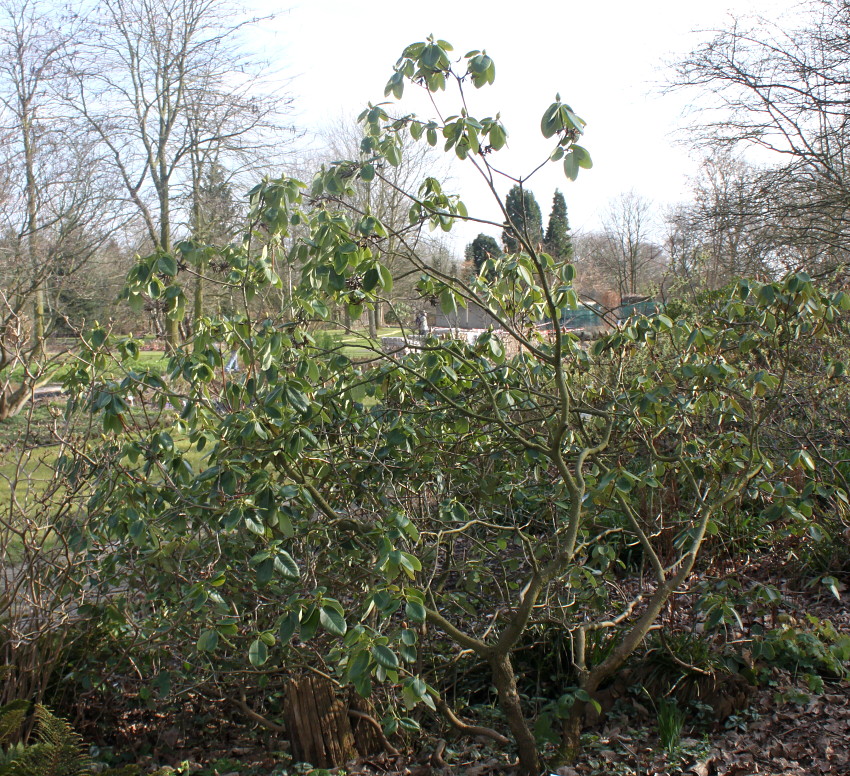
[
  {"x1": 0, "y1": 701, "x2": 35, "y2": 745},
  {"x1": 0, "y1": 705, "x2": 92, "y2": 776}
]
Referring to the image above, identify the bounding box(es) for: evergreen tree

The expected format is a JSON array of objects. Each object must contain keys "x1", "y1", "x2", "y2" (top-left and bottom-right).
[
  {"x1": 465, "y1": 233, "x2": 502, "y2": 273},
  {"x1": 190, "y1": 162, "x2": 242, "y2": 325},
  {"x1": 502, "y1": 185, "x2": 543, "y2": 253},
  {"x1": 544, "y1": 189, "x2": 573, "y2": 260},
  {"x1": 191, "y1": 162, "x2": 242, "y2": 244}
]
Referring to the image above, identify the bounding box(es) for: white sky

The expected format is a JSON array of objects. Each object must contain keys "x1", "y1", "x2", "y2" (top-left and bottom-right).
[{"x1": 254, "y1": 0, "x2": 800, "y2": 249}]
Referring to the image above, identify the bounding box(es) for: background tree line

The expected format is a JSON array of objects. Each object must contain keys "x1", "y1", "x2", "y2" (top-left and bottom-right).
[
  {"x1": 4, "y1": 0, "x2": 850, "y2": 420},
  {"x1": 0, "y1": 0, "x2": 848, "y2": 386}
]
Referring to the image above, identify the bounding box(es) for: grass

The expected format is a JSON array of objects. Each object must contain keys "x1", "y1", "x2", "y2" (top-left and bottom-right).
[
  {"x1": 312, "y1": 327, "x2": 404, "y2": 360},
  {"x1": 657, "y1": 698, "x2": 686, "y2": 753},
  {"x1": 1, "y1": 347, "x2": 171, "y2": 387},
  {"x1": 0, "y1": 446, "x2": 63, "y2": 563},
  {"x1": 0, "y1": 330, "x2": 398, "y2": 511}
]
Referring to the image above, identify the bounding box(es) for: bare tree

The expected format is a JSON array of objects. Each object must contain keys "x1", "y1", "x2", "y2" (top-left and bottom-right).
[
  {"x1": 317, "y1": 120, "x2": 450, "y2": 334},
  {"x1": 0, "y1": 0, "x2": 66, "y2": 366},
  {"x1": 579, "y1": 191, "x2": 663, "y2": 299},
  {"x1": 669, "y1": 0, "x2": 850, "y2": 267},
  {"x1": 663, "y1": 151, "x2": 784, "y2": 292},
  {"x1": 67, "y1": 0, "x2": 292, "y2": 346},
  {"x1": 0, "y1": 0, "x2": 122, "y2": 419}
]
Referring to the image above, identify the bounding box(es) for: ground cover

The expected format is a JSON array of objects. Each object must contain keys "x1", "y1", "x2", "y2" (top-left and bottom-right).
[{"x1": 59, "y1": 560, "x2": 848, "y2": 776}]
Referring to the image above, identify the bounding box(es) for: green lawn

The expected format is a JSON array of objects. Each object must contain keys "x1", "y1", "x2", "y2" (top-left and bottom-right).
[
  {"x1": 0, "y1": 334, "x2": 397, "y2": 561},
  {"x1": 314, "y1": 327, "x2": 404, "y2": 359},
  {"x1": 0, "y1": 447, "x2": 60, "y2": 501},
  {"x1": 0, "y1": 331, "x2": 399, "y2": 505},
  {"x1": 0, "y1": 445, "x2": 63, "y2": 563},
  {"x1": 2, "y1": 348, "x2": 171, "y2": 387}
]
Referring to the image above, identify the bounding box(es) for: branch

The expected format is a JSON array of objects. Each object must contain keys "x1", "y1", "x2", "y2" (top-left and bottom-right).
[
  {"x1": 347, "y1": 709, "x2": 400, "y2": 756},
  {"x1": 433, "y1": 696, "x2": 510, "y2": 745}
]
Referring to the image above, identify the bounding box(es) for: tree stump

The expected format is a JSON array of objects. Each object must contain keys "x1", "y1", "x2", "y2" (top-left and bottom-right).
[
  {"x1": 283, "y1": 675, "x2": 357, "y2": 767},
  {"x1": 348, "y1": 691, "x2": 385, "y2": 756}
]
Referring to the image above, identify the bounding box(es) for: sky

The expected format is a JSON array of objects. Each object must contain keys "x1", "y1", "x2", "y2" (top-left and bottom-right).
[{"x1": 255, "y1": 0, "x2": 801, "y2": 249}]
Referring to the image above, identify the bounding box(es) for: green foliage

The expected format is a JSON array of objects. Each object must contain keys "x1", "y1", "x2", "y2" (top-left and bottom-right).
[
  {"x1": 502, "y1": 185, "x2": 543, "y2": 253},
  {"x1": 191, "y1": 162, "x2": 243, "y2": 244},
  {"x1": 0, "y1": 702, "x2": 92, "y2": 776},
  {"x1": 534, "y1": 688, "x2": 601, "y2": 746},
  {"x1": 752, "y1": 616, "x2": 850, "y2": 681},
  {"x1": 657, "y1": 699, "x2": 685, "y2": 754},
  {"x1": 60, "y1": 34, "x2": 850, "y2": 774}
]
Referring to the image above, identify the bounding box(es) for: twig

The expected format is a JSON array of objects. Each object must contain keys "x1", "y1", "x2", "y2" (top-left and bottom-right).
[
  {"x1": 347, "y1": 709, "x2": 400, "y2": 756},
  {"x1": 433, "y1": 697, "x2": 510, "y2": 745},
  {"x1": 231, "y1": 691, "x2": 286, "y2": 734},
  {"x1": 659, "y1": 629, "x2": 712, "y2": 676},
  {"x1": 430, "y1": 738, "x2": 448, "y2": 768}
]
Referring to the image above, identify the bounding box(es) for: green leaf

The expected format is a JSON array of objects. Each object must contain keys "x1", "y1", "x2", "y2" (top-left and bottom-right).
[
  {"x1": 563, "y1": 151, "x2": 579, "y2": 181},
  {"x1": 384, "y1": 72, "x2": 404, "y2": 100},
  {"x1": 402, "y1": 41, "x2": 426, "y2": 59},
  {"x1": 372, "y1": 644, "x2": 399, "y2": 669},
  {"x1": 197, "y1": 629, "x2": 219, "y2": 652},
  {"x1": 348, "y1": 650, "x2": 370, "y2": 680},
  {"x1": 157, "y1": 253, "x2": 178, "y2": 276},
  {"x1": 440, "y1": 288, "x2": 457, "y2": 316},
  {"x1": 249, "y1": 638, "x2": 269, "y2": 666},
  {"x1": 319, "y1": 606, "x2": 347, "y2": 636},
  {"x1": 274, "y1": 551, "x2": 299, "y2": 580},
  {"x1": 299, "y1": 607, "x2": 320, "y2": 642},
  {"x1": 244, "y1": 514, "x2": 265, "y2": 535},
  {"x1": 488, "y1": 123, "x2": 506, "y2": 150},
  {"x1": 541, "y1": 101, "x2": 561, "y2": 139},
  {"x1": 822, "y1": 576, "x2": 842, "y2": 600},
  {"x1": 793, "y1": 449, "x2": 816, "y2": 472},
  {"x1": 571, "y1": 144, "x2": 593, "y2": 169},
  {"x1": 385, "y1": 143, "x2": 402, "y2": 167},
  {"x1": 278, "y1": 612, "x2": 299, "y2": 642},
  {"x1": 378, "y1": 263, "x2": 394, "y2": 292},
  {"x1": 405, "y1": 600, "x2": 426, "y2": 622},
  {"x1": 363, "y1": 267, "x2": 380, "y2": 292}
]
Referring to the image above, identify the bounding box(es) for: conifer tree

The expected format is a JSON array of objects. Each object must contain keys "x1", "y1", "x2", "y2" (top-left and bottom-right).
[
  {"x1": 502, "y1": 185, "x2": 543, "y2": 253},
  {"x1": 544, "y1": 189, "x2": 573, "y2": 260},
  {"x1": 465, "y1": 233, "x2": 503, "y2": 273}
]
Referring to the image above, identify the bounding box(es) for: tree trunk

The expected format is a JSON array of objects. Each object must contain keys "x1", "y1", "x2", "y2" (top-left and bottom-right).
[
  {"x1": 0, "y1": 385, "x2": 33, "y2": 422},
  {"x1": 23, "y1": 108, "x2": 44, "y2": 361},
  {"x1": 193, "y1": 267, "x2": 205, "y2": 327},
  {"x1": 559, "y1": 702, "x2": 585, "y2": 765},
  {"x1": 489, "y1": 653, "x2": 540, "y2": 776},
  {"x1": 283, "y1": 675, "x2": 357, "y2": 768},
  {"x1": 159, "y1": 155, "x2": 180, "y2": 349},
  {"x1": 368, "y1": 307, "x2": 377, "y2": 340}
]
